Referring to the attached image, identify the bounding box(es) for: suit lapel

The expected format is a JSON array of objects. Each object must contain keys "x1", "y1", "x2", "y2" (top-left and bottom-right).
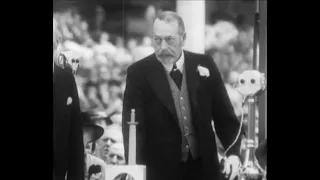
[
  {"x1": 146, "y1": 54, "x2": 178, "y2": 121},
  {"x1": 184, "y1": 51, "x2": 200, "y2": 114}
]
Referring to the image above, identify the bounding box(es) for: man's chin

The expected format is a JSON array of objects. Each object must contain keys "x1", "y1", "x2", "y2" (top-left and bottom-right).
[{"x1": 157, "y1": 56, "x2": 174, "y2": 65}]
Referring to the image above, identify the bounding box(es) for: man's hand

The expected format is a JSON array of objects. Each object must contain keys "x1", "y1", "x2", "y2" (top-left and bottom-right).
[{"x1": 221, "y1": 155, "x2": 241, "y2": 180}]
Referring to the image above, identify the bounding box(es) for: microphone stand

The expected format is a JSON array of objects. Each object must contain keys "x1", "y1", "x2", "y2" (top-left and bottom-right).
[
  {"x1": 238, "y1": 94, "x2": 266, "y2": 180},
  {"x1": 238, "y1": 1, "x2": 267, "y2": 179}
]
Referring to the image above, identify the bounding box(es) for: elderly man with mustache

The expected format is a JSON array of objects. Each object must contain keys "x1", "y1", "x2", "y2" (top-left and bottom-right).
[{"x1": 122, "y1": 11, "x2": 242, "y2": 180}]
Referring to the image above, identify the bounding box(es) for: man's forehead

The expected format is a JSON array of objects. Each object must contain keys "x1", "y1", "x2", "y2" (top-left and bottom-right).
[
  {"x1": 109, "y1": 144, "x2": 124, "y2": 155},
  {"x1": 104, "y1": 131, "x2": 121, "y2": 138},
  {"x1": 103, "y1": 128, "x2": 123, "y2": 140},
  {"x1": 109, "y1": 148, "x2": 124, "y2": 155},
  {"x1": 153, "y1": 19, "x2": 179, "y2": 36}
]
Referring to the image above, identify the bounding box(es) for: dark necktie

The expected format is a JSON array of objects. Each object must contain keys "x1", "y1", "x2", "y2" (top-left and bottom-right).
[{"x1": 170, "y1": 63, "x2": 182, "y2": 90}]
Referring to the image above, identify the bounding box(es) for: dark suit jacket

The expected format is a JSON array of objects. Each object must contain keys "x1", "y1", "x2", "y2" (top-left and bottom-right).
[
  {"x1": 53, "y1": 64, "x2": 84, "y2": 180},
  {"x1": 122, "y1": 51, "x2": 242, "y2": 180}
]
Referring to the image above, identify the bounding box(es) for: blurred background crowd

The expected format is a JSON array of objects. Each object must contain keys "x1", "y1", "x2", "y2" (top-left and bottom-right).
[{"x1": 54, "y1": 0, "x2": 263, "y2": 167}]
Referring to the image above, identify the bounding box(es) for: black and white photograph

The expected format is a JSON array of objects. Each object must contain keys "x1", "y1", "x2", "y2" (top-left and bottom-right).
[{"x1": 53, "y1": 0, "x2": 267, "y2": 180}]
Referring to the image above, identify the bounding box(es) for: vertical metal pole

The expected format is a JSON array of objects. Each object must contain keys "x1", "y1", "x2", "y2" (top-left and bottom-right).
[
  {"x1": 258, "y1": 0, "x2": 267, "y2": 142},
  {"x1": 252, "y1": 0, "x2": 261, "y2": 147},
  {"x1": 252, "y1": 0, "x2": 260, "y2": 71},
  {"x1": 248, "y1": 97, "x2": 256, "y2": 161}
]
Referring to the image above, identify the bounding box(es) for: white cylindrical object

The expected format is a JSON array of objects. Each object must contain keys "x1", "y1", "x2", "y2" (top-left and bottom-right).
[
  {"x1": 177, "y1": 0, "x2": 205, "y2": 53},
  {"x1": 128, "y1": 109, "x2": 136, "y2": 165}
]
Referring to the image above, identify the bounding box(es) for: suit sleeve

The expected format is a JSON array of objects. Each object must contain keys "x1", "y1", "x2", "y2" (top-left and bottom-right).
[
  {"x1": 122, "y1": 66, "x2": 146, "y2": 165},
  {"x1": 67, "y1": 74, "x2": 85, "y2": 180},
  {"x1": 208, "y1": 56, "x2": 243, "y2": 157}
]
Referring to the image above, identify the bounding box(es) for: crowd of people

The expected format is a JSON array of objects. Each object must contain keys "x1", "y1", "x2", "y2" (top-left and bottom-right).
[{"x1": 54, "y1": 6, "x2": 257, "y2": 170}]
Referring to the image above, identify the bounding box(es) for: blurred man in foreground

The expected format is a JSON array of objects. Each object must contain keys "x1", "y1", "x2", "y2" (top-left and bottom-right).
[{"x1": 53, "y1": 18, "x2": 84, "y2": 180}]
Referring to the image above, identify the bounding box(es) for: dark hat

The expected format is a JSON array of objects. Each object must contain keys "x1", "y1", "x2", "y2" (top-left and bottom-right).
[
  {"x1": 88, "y1": 164, "x2": 102, "y2": 179},
  {"x1": 82, "y1": 112, "x2": 104, "y2": 142}
]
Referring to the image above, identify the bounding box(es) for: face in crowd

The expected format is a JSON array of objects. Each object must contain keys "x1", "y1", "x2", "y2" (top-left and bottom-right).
[
  {"x1": 97, "y1": 124, "x2": 123, "y2": 157},
  {"x1": 106, "y1": 143, "x2": 125, "y2": 165}
]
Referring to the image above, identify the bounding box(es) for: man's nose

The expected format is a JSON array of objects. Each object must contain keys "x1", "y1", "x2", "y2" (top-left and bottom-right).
[
  {"x1": 160, "y1": 39, "x2": 168, "y2": 50},
  {"x1": 106, "y1": 139, "x2": 112, "y2": 146}
]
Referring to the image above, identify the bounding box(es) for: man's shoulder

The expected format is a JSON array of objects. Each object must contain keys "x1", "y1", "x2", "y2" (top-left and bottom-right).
[
  {"x1": 127, "y1": 53, "x2": 156, "y2": 75},
  {"x1": 184, "y1": 50, "x2": 216, "y2": 68},
  {"x1": 184, "y1": 50, "x2": 211, "y2": 59}
]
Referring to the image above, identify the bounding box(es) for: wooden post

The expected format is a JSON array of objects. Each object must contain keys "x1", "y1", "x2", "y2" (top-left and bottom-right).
[
  {"x1": 128, "y1": 109, "x2": 138, "y2": 165},
  {"x1": 104, "y1": 109, "x2": 146, "y2": 180}
]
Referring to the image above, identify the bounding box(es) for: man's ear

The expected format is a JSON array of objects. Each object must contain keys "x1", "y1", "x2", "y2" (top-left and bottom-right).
[{"x1": 181, "y1": 32, "x2": 187, "y2": 46}]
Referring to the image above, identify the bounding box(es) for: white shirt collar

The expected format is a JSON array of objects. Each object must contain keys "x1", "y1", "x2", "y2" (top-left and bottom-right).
[{"x1": 175, "y1": 50, "x2": 184, "y2": 72}]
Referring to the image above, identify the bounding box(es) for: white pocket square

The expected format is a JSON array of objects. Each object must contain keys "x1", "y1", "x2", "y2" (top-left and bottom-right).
[{"x1": 67, "y1": 97, "x2": 72, "y2": 105}]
